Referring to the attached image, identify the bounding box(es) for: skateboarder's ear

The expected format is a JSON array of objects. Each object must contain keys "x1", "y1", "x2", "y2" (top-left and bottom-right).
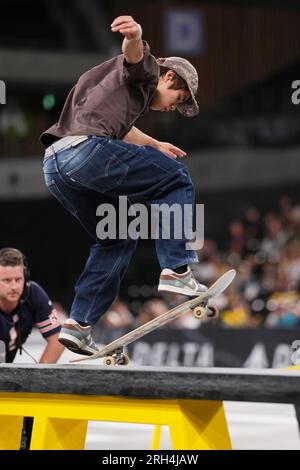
[{"x1": 159, "y1": 68, "x2": 189, "y2": 92}]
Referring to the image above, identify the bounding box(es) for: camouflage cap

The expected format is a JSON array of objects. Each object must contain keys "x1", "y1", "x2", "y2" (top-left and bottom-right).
[{"x1": 157, "y1": 57, "x2": 199, "y2": 117}]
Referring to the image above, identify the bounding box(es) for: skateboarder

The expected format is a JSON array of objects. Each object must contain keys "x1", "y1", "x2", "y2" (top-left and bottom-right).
[{"x1": 41, "y1": 15, "x2": 207, "y2": 356}]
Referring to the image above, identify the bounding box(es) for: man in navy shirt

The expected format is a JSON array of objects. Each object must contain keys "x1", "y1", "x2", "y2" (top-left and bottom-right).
[
  {"x1": 0, "y1": 247, "x2": 65, "y2": 450},
  {"x1": 0, "y1": 248, "x2": 64, "y2": 363}
]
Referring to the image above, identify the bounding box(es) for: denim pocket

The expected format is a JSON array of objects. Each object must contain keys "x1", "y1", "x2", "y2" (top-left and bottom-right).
[
  {"x1": 57, "y1": 138, "x2": 95, "y2": 170},
  {"x1": 46, "y1": 179, "x2": 78, "y2": 217},
  {"x1": 66, "y1": 141, "x2": 129, "y2": 193}
]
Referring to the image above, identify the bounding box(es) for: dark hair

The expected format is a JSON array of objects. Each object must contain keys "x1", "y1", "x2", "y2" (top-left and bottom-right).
[
  {"x1": 0, "y1": 248, "x2": 24, "y2": 267},
  {"x1": 159, "y1": 67, "x2": 189, "y2": 92}
]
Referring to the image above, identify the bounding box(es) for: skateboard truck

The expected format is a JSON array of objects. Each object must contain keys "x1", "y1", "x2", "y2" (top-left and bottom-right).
[
  {"x1": 104, "y1": 347, "x2": 130, "y2": 366},
  {"x1": 192, "y1": 301, "x2": 219, "y2": 319}
]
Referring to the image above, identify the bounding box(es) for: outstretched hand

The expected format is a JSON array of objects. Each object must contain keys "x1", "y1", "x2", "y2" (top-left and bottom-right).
[
  {"x1": 156, "y1": 141, "x2": 187, "y2": 159},
  {"x1": 111, "y1": 16, "x2": 142, "y2": 40}
]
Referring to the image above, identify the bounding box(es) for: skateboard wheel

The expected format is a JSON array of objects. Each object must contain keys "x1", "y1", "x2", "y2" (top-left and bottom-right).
[
  {"x1": 104, "y1": 355, "x2": 116, "y2": 366},
  {"x1": 193, "y1": 306, "x2": 206, "y2": 319},
  {"x1": 117, "y1": 354, "x2": 129, "y2": 366},
  {"x1": 206, "y1": 305, "x2": 219, "y2": 318}
]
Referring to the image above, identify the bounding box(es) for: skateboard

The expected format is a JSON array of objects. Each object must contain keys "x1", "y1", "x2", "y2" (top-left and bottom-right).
[{"x1": 70, "y1": 269, "x2": 236, "y2": 365}]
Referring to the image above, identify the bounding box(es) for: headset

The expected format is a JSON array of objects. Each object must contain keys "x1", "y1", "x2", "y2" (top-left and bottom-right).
[{"x1": 0, "y1": 247, "x2": 31, "y2": 304}]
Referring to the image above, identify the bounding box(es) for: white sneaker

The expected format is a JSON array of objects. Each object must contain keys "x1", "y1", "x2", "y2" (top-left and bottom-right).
[
  {"x1": 158, "y1": 267, "x2": 208, "y2": 296},
  {"x1": 58, "y1": 319, "x2": 98, "y2": 356}
]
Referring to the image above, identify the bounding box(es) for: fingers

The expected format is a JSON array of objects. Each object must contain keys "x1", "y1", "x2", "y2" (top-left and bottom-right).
[
  {"x1": 158, "y1": 143, "x2": 187, "y2": 159},
  {"x1": 168, "y1": 144, "x2": 187, "y2": 158},
  {"x1": 111, "y1": 16, "x2": 135, "y2": 29},
  {"x1": 111, "y1": 16, "x2": 141, "y2": 39},
  {"x1": 173, "y1": 147, "x2": 187, "y2": 158},
  {"x1": 164, "y1": 150, "x2": 178, "y2": 159}
]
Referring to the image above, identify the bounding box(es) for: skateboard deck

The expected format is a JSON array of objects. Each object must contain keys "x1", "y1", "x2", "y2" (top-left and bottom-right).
[{"x1": 70, "y1": 269, "x2": 236, "y2": 365}]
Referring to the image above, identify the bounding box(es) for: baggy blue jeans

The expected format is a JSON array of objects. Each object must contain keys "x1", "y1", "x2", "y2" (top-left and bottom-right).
[{"x1": 43, "y1": 136, "x2": 198, "y2": 325}]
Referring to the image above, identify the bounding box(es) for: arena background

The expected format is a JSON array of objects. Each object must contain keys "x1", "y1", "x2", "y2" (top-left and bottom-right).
[{"x1": 1, "y1": 0, "x2": 300, "y2": 450}]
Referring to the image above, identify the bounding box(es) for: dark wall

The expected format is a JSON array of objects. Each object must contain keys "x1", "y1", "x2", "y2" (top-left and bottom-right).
[{"x1": 0, "y1": 199, "x2": 90, "y2": 308}]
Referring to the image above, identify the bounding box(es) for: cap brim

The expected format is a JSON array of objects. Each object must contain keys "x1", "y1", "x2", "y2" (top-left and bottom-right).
[{"x1": 177, "y1": 97, "x2": 199, "y2": 117}]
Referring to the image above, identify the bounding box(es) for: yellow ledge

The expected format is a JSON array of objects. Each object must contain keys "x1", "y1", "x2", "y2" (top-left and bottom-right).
[{"x1": 0, "y1": 392, "x2": 232, "y2": 450}]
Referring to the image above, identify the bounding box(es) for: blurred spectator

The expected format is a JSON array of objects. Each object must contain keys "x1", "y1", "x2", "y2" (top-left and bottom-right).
[
  {"x1": 244, "y1": 206, "x2": 263, "y2": 241},
  {"x1": 281, "y1": 238, "x2": 300, "y2": 290},
  {"x1": 221, "y1": 291, "x2": 253, "y2": 328},
  {"x1": 291, "y1": 198, "x2": 300, "y2": 223},
  {"x1": 192, "y1": 239, "x2": 220, "y2": 282},
  {"x1": 228, "y1": 219, "x2": 248, "y2": 255},
  {"x1": 260, "y1": 213, "x2": 288, "y2": 260},
  {"x1": 99, "y1": 297, "x2": 134, "y2": 328},
  {"x1": 279, "y1": 196, "x2": 297, "y2": 232},
  {"x1": 137, "y1": 298, "x2": 169, "y2": 326},
  {"x1": 265, "y1": 293, "x2": 300, "y2": 328}
]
